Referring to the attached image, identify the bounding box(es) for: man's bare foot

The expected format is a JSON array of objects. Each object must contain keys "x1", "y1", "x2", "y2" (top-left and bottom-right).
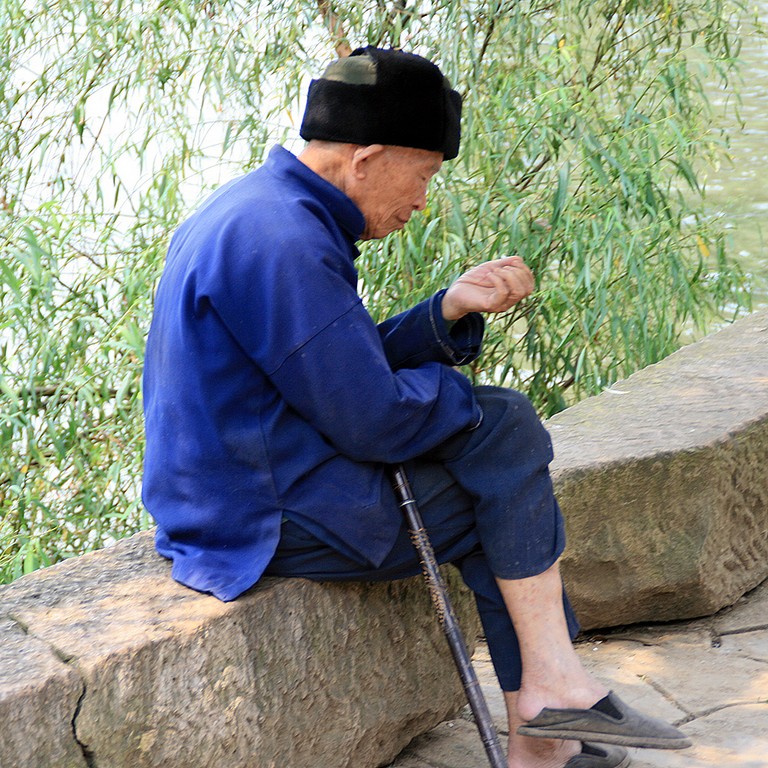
[
  {"x1": 505, "y1": 691, "x2": 582, "y2": 768},
  {"x1": 507, "y1": 731, "x2": 580, "y2": 768},
  {"x1": 516, "y1": 679, "x2": 609, "y2": 724}
]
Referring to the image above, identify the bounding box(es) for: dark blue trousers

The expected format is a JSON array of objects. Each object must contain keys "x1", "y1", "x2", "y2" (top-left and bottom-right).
[{"x1": 265, "y1": 386, "x2": 579, "y2": 691}]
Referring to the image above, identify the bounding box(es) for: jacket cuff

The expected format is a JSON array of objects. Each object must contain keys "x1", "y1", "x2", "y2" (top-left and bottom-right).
[
  {"x1": 429, "y1": 290, "x2": 484, "y2": 365},
  {"x1": 466, "y1": 403, "x2": 484, "y2": 431}
]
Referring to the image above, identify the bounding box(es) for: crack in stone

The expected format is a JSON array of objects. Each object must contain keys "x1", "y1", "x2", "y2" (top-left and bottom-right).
[
  {"x1": 678, "y1": 699, "x2": 768, "y2": 725},
  {"x1": 639, "y1": 675, "x2": 694, "y2": 726},
  {"x1": 6, "y1": 612, "x2": 31, "y2": 635},
  {"x1": 7, "y1": 613, "x2": 95, "y2": 767},
  {"x1": 8, "y1": 612, "x2": 77, "y2": 664},
  {"x1": 719, "y1": 624, "x2": 768, "y2": 636},
  {"x1": 72, "y1": 684, "x2": 96, "y2": 768},
  {"x1": 583, "y1": 633, "x2": 658, "y2": 647}
]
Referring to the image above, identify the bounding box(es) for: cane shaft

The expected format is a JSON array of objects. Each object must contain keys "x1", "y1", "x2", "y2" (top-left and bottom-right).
[{"x1": 390, "y1": 465, "x2": 507, "y2": 768}]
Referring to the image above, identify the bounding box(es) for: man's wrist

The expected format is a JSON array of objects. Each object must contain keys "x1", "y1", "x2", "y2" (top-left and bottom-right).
[{"x1": 440, "y1": 290, "x2": 465, "y2": 322}]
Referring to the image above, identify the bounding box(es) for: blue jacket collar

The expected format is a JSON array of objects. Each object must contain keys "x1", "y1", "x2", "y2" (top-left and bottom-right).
[{"x1": 265, "y1": 145, "x2": 366, "y2": 242}]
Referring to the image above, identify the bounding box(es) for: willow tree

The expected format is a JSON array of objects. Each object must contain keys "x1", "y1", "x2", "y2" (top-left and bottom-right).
[{"x1": 0, "y1": 0, "x2": 752, "y2": 580}]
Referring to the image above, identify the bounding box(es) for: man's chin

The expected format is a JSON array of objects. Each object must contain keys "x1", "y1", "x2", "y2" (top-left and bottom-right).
[{"x1": 361, "y1": 222, "x2": 406, "y2": 240}]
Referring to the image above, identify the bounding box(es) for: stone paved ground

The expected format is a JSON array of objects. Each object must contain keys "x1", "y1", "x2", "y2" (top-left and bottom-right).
[{"x1": 387, "y1": 579, "x2": 768, "y2": 768}]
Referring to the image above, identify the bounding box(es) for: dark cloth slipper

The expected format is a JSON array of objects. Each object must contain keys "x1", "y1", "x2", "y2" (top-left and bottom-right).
[
  {"x1": 564, "y1": 742, "x2": 631, "y2": 768},
  {"x1": 517, "y1": 690, "x2": 692, "y2": 749}
]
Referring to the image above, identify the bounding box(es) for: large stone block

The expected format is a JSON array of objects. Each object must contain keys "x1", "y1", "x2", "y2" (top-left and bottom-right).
[
  {"x1": 0, "y1": 531, "x2": 480, "y2": 768},
  {"x1": 550, "y1": 310, "x2": 768, "y2": 628}
]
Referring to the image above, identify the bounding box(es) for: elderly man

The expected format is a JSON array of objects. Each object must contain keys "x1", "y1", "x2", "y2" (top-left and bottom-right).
[{"x1": 142, "y1": 47, "x2": 689, "y2": 768}]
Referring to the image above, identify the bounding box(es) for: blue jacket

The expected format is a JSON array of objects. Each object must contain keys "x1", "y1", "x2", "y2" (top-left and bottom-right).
[{"x1": 142, "y1": 145, "x2": 484, "y2": 601}]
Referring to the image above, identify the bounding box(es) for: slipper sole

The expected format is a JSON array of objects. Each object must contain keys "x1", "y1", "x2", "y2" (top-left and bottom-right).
[
  {"x1": 564, "y1": 742, "x2": 631, "y2": 768},
  {"x1": 518, "y1": 723, "x2": 691, "y2": 749},
  {"x1": 517, "y1": 690, "x2": 692, "y2": 750}
]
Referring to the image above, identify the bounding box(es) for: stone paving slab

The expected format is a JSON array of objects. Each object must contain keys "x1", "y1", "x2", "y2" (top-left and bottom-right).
[
  {"x1": 626, "y1": 703, "x2": 768, "y2": 768},
  {"x1": 714, "y1": 579, "x2": 768, "y2": 635},
  {"x1": 388, "y1": 578, "x2": 768, "y2": 768},
  {"x1": 580, "y1": 630, "x2": 768, "y2": 714},
  {"x1": 720, "y1": 629, "x2": 768, "y2": 663},
  {"x1": 393, "y1": 720, "x2": 492, "y2": 768}
]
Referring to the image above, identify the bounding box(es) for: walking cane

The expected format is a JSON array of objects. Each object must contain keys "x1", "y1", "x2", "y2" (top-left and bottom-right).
[{"x1": 389, "y1": 464, "x2": 507, "y2": 768}]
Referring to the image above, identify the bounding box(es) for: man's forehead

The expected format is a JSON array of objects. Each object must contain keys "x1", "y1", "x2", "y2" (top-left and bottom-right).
[
  {"x1": 416, "y1": 150, "x2": 444, "y2": 175},
  {"x1": 385, "y1": 145, "x2": 443, "y2": 170}
]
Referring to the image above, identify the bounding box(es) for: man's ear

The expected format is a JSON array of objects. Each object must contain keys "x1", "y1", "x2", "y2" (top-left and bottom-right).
[{"x1": 350, "y1": 144, "x2": 386, "y2": 179}]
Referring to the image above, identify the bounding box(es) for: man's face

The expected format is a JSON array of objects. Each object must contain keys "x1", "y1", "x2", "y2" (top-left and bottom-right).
[{"x1": 350, "y1": 146, "x2": 444, "y2": 240}]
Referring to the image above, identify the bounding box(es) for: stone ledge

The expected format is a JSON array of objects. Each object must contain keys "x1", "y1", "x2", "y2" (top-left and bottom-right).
[
  {"x1": 550, "y1": 310, "x2": 768, "y2": 628},
  {"x1": 0, "y1": 531, "x2": 479, "y2": 768}
]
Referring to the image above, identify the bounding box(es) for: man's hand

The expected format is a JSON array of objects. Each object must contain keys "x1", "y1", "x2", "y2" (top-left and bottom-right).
[{"x1": 441, "y1": 256, "x2": 535, "y2": 321}]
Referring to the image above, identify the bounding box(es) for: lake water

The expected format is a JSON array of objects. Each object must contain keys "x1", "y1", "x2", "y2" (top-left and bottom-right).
[{"x1": 703, "y1": 5, "x2": 768, "y2": 310}]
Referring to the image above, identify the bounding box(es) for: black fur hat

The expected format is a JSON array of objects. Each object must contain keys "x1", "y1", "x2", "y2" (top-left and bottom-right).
[{"x1": 300, "y1": 46, "x2": 462, "y2": 160}]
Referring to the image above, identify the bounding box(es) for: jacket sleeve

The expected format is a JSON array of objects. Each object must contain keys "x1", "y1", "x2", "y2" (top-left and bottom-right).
[
  {"x1": 205, "y1": 225, "x2": 483, "y2": 464},
  {"x1": 377, "y1": 289, "x2": 484, "y2": 370},
  {"x1": 266, "y1": 300, "x2": 483, "y2": 462}
]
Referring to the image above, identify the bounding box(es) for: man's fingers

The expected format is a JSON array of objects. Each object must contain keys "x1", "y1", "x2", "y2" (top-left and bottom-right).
[
  {"x1": 448, "y1": 256, "x2": 535, "y2": 315},
  {"x1": 497, "y1": 264, "x2": 535, "y2": 300},
  {"x1": 485, "y1": 267, "x2": 533, "y2": 311}
]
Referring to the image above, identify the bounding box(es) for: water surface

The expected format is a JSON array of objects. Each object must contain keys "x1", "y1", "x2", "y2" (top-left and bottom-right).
[{"x1": 703, "y1": 6, "x2": 768, "y2": 310}]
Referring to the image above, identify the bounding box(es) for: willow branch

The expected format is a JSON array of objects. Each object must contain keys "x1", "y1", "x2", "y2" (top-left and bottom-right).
[{"x1": 317, "y1": 1, "x2": 352, "y2": 57}]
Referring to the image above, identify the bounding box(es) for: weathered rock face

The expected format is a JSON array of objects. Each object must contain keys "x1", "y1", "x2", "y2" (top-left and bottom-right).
[
  {"x1": 550, "y1": 310, "x2": 768, "y2": 629},
  {"x1": 0, "y1": 532, "x2": 480, "y2": 768}
]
